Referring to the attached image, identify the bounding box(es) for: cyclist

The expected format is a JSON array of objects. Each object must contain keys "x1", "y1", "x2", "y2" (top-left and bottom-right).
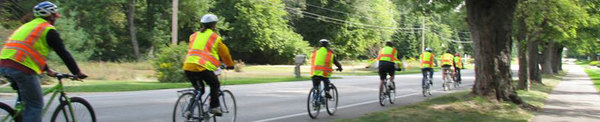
[
  {"x1": 0, "y1": 2, "x2": 87, "y2": 122},
  {"x1": 440, "y1": 50, "x2": 454, "y2": 85},
  {"x1": 420, "y1": 48, "x2": 437, "y2": 88},
  {"x1": 453, "y1": 53, "x2": 463, "y2": 84},
  {"x1": 182, "y1": 14, "x2": 234, "y2": 116},
  {"x1": 311, "y1": 39, "x2": 342, "y2": 99},
  {"x1": 370, "y1": 41, "x2": 402, "y2": 90}
]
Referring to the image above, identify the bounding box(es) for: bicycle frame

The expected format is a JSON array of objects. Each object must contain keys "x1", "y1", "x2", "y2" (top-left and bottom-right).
[
  {"x1": 4, "y1": 78, "x2": 75, "y2": 121},
  {"x1": 182, "y1": 89, "x2": 214, "y2": 120}
]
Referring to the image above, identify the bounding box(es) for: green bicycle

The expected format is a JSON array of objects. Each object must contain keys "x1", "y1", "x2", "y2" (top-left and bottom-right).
[{"x1": 0, "y1": 73, "x2": 96, "y2": 122}]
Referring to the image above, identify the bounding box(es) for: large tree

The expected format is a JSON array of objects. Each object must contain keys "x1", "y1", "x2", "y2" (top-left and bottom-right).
[
  {"x1": 466, "y1": 0, "x2": 534, "y2": 109},
  {"x1": 215, "y1": 0, "x2": 310, "y2": 64}
]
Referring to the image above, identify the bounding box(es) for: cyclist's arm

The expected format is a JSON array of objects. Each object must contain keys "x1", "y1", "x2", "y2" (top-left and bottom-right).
[
  {"x1": 333, "y1": 56, "x2": 342, "y2": 69},
  {"x1": 46, "y1": 29, "x2": 82, "y2": 75},
  {"x1": 216, "y1": 40, "x2": 234, "y2": 67}
]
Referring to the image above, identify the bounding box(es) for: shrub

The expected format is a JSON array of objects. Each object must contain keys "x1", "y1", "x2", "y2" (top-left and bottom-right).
[
  {"x1": 151, "y1": 44, "x2": 188, "y2": 82},
  {"x1": 590, "y1": 61, "x2": 600, "y2": 67}
]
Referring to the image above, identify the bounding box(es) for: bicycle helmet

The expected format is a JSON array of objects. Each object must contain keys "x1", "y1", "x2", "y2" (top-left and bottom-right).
[
  {"x1": 33, "y1": 1, "x2": 59, "y2": 18},
  {"x1": 319, "y1": 39, "x2": 329, "y2": 44},
  {"x1": 425, "y1": 47, "x2": 432, "y2": 52},
  {"x1": 455, "y1": 53, "x2": 460, "y2": 56},
  {"x1": 200, "y1": 14, "x2": 218, "y2": 23}
]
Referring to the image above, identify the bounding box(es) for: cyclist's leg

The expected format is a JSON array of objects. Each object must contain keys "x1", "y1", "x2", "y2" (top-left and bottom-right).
[
  {"x1": 421, "y1": 68, "x2": 427, "y2": 88},
  {"x1": 441, "y1": 67, "x2": 447, "y2": 81},
  {"x1": 198, "y1": 70, "x2": 221, "y2": 109},
  {"x1": 456, "y1": 69, "x2": 462, "y2": 82},
  {"x1": 0, "y1": 67, "x2": 43, "y2": 122},
  {"x1": 322, "y1": 77, "x2": 330, "y2": 92},
  {"x1": 427, "y1": 68, "x2": 434, "y2": 84},
  {"x1": 377, "y1": 62, "x2": 387, "y2": 87},
  {"x1": 311, "y1": 76, "x2": 321, "y2": 89},
  {"x1": 185, "y1": 71, "x2": 205, "y2": 94}
]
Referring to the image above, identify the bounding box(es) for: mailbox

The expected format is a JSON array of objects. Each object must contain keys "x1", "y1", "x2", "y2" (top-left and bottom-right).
[{"x1": 295, "y1": 55, "x2": 306, "y2": 64}]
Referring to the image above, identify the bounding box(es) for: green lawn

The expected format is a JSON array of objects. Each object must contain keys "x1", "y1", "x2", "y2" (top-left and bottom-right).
[
  {"x1": 584, "y1": 69, "x2": 600, "y2": 93},
  {"x1": 338, "y1": 67, "x2": 441, "y2": 76},
  {"x1": 344, "y1": 72, "x2": 565, "y2": 122},
  {"x1": 0, "y1": 76, "x2": 313, "y2": 93},
  {"x1": 575, "y1": 60, "x2": 591, "y2": 65}
]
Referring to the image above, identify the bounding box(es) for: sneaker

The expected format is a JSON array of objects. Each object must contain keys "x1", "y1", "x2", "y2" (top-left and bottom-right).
[{"x1": 210, "y1": 108, "x2": 223, "y2": 116}]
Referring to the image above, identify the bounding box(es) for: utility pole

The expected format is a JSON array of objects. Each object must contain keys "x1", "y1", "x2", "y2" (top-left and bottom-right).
[
  {"x1": 171, "y1": 0, "x2": 179, "y2": 45},
  {"x1": 421, "y1": 16, "x2": 426, "y2": 53}
]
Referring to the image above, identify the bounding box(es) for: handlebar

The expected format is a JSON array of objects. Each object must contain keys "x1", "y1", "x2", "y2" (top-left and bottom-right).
[{"x1": 51, "y1": 73, "x2": 82, "y2": 81}]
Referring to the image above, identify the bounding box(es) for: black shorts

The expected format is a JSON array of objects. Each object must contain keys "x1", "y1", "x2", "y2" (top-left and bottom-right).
[{"x1": 378, "y1": 61, "x2": 395, "y2": 80}]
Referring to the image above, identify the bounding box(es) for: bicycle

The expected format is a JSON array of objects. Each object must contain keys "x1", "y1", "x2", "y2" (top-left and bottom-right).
[
  {"x1": 452, "y1": 70, "x2": 460, "y2": 88},
  {"x1": 306, "y1": 82, "x2": 338, "y2": 119},
  {"x1": 378, "y1": 78, "x2": 395, "y2": 106},
  {"x1": 172, "y1": 88, "x2": 236, "y2": 122},
  {"x1": 442, "y1": 68, "x2": 454, "y2": 91},
  {"x1": 422, "y1": 75, "x2": 432, "y2": 97},
  {"x1": 0, "y1": 73, "x2": 96, "y2": 122}
]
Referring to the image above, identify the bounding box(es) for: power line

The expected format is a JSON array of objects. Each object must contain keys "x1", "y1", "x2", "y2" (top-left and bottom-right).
[
  {"x1": 303, "y1": 3, "x2": 396, "y2": 25},
  {"x1": 260, "y1": 0, "x2": 421, "y2": 31}
]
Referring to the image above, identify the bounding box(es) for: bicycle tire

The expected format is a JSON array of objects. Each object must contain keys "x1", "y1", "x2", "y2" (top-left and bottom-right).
[
  {"x1": 50, "y1": 97, "x2": 96, "y2": 122},
  {"x1": 378, "y1": 81, "x2": 387, "y2": 106},
  {"x1": 218, "y1": 90, "x2": 237, "y2": 122},
  {"x1": 325, "y1": 84, "x2": 338, "y2": 115},
  {"x1": 388, "y1": 81, "x2": 396, "y2": 104},
  {"x1": 173, "y1": 93, "x2": 194, "y2": 122},
  {"x1": 0, "y1": 102, "x2": 17, "y2": 122},
  {"x1": 306, "y1": 88, "x2": 320, "y2": 119}
]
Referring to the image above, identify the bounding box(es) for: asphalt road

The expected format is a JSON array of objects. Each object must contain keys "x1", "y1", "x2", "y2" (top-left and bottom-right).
[{"x1": 0, "y1": 69, "x2": 475, "y2": 122}]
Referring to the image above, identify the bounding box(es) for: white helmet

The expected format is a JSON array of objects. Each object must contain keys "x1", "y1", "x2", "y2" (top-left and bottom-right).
[
  {"x1": 33, "y1": 1, "x2": 58, "y2": 18},
  {"x1": 425, "y1": 47, "x2": 432, "y2": 52},
  {"x1": 200, "y1": 14, "x2": 218, "y2": 23},
  {"x1": 319, "y1": 39, "x2": 329, "y2": 45}
]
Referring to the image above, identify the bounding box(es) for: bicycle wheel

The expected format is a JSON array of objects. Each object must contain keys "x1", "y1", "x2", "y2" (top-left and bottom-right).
[
  {"x1": 388, "y1": 81, "x2": 396, "y2": 104},
  {"x1": 325, "y1": 84, "x2": 338, "y2": 115},
  {"x1": 306, "y1": 88, "x2": 320, "y2": 119},
  {"x1": 218, "y1": 90, "x2": 237, "y2": 122},
  {"x1": 422, "y1": 78, "x2": 428, "y2": 97},
  {"x1": 173, "y1": 93, "x2": 197, "y2": 122},
  {"x1": 0, "y1": 102, "x2": 16, "y2": 122},
  {"x1": 427, "y1": 79, "x2": 432, "y2": 95},
  {"x1": 378, "y1": 81, "x2": 387, "y2": 106},
  {"x1": 51, "y1": 97, "x2": 96, "y2": 122}
]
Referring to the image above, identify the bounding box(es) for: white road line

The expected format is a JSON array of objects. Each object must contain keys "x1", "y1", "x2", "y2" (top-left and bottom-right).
[{"x1": 253, "y1": 83, "x2": 473, "y2": 122}]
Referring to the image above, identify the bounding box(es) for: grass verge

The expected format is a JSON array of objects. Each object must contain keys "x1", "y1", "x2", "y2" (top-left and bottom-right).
[
  {"x1": 0, "y1": 76, "x2": 313, "y2": 93},
  {"x1": 584, "y1": 69, "x2": 600, "y2": 93},
  {"x1": 344, "y1": 72, "x2": 565, "y2": 122}
]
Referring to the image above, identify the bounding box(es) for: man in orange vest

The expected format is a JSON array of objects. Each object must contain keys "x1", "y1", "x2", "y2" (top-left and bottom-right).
[
  {"x1": 453, "y1": 53, "x2": 463, "y2": 84},
  {"x1": 0, "y1": 2, "x2": 87, "y2": 122},
  {"x1": 182, "y1": 14, "x2": 235, "y2": 116},
  {"x1": 373, "y1": 41, "x2": 401, "y2": 89},
  {"x1": 311, "y1": 39, "x2": 342, "y2": 98},
  {"x1": 420, "y1": 47, "x2": 437, "y2": 88},
  {"x1": 440, "y1": 50, "x2": 454, "y2": 84}
]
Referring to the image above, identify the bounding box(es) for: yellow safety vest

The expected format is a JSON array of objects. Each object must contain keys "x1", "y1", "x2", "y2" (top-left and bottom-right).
[
  {"x1": 311, "y1": 47, "x2": 334, "y2": 78},
  {"x1": 454, "y1": 56, "x2": 463, "y2": 69},
  {"x1": 441, "y1": 53, "x2": 454, "y2": 66},
  {"x1": 184, "y1": 29, "x2": 221, "y2": 71},
  {"x1": 420, "y1": 52, "x2": 434, "y2": 68},
  {"x1": 377, "y1": 46, "x2": 400, "y2": 63},
  {"x1": 0, "y1": 18, "x2": 54, "y2": 74}
]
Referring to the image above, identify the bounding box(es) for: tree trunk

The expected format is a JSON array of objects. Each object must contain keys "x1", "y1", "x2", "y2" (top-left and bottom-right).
[
  {"x1": 466, "y1": 0, "x2": 534, "y2": 109},
  {"x1": 128, "y1": 0, "x2": 140, "y2": 61},
  {"x1": 516, "y1": 18, "x2": 529, "y2": 90},
  {"x1": 552, "y1": 43, "x2": 563, "y2": 73},
  {"x1": 527, "y1": 39, "x2": 542, "y2": 83},
  {"x1": 541, "y1": 40, "x2": 554, "y2": 74}
]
